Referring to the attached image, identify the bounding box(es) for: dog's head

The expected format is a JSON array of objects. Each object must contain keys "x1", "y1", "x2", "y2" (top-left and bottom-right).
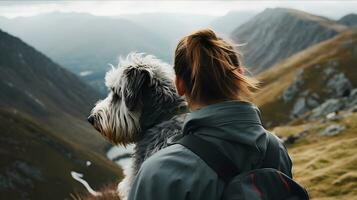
[{"x1": 88, "y1": 53, "x2": 185, "y2": 145}]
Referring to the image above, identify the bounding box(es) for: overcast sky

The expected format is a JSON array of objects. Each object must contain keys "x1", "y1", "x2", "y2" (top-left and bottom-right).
[{"x1": 0, "y1": 1, "x2": 356, "y2": 19}]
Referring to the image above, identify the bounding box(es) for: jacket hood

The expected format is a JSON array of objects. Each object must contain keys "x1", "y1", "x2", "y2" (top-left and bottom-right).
[{"x1": 182, "y1": 100, "x2": 268, "y2": 169}]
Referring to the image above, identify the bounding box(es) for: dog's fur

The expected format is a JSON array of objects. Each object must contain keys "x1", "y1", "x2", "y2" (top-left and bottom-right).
[{"x1": 89, "y1": 53, "x2": 187, "y2": 199}]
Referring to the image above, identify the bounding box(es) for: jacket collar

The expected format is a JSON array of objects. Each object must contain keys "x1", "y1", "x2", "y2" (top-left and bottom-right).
[{"x1": 182, "y1": 100, "x2": 263, "y2": 135}]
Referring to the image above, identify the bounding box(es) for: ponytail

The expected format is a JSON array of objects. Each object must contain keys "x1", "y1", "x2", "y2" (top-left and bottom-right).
[{"x1": 174, "y1": 28, "x2": 258, "y2": 103}]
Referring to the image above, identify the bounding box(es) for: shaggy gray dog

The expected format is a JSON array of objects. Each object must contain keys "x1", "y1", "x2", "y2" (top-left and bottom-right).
[{"x1": 88, "y1": 53, "x2": 188, "y2": 199}]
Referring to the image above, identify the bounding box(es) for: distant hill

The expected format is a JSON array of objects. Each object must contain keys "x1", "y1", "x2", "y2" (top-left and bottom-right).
[
  {"x1": 255, "y1": 29, "x2": 357, "y2": 127},
  {"x1": 209, "y1": 11, "x2": 256, "y2": 36},
  {"x1": 0, "y1": 12, "x2": 172, "y2": 93},
  {"x1": 338, "y1": 13, "x2": 357, "y2": 27},
  {"x1": 231, "y1": 8, "x2": 347, "y2": 73},
  {"x1": 0, "y1": 29, "x2": 121, "y2": 198},
  {"x1": 120, "y1": 12, "x2": 215, "y2": 43}
]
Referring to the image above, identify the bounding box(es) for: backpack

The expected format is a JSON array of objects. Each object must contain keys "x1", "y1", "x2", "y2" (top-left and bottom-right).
[{"x1": 174, "y1": 133, "x2": 309, "y2": 200}]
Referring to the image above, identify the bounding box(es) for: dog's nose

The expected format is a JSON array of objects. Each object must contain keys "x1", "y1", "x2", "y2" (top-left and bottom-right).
[{"x1": 87, "y1": 116, "x2": 95, "y2": 125}]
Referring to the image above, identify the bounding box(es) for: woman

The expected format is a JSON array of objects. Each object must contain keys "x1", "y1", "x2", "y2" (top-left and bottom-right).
[{"x1": 128, "y1": 29, "x2": 293, "y2": 200}]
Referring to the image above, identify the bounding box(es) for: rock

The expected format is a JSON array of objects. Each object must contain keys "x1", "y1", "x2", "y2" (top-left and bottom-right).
[
  {"x1": 291, "y1": 97, "x2": 308, "y2": 118},
  {"x1": 282, "y1": 130, "x2": 308, "y2": 145},
  {"x1": 301, "y1": 90, "x2": 309, "y2": 97},
  {"x1": 323, "y1": 66, "x2": 336, "y2": 77},
  {"x1": 328, "y1": 60, "x2": 339, "y2": 67},
  {"x1": 306, "y1": 93, "x2": 320, "y2": 108},
  {"x1": 320, "y1": 124, "x2": 345, "y2": 136},
  {"x1": 309, "y1": 98, "x2": 346, "y2": 119},
  {"x1": 290, "y1": 91, "x2": 320, "y2": 118},
  {"x1": 325, "y1": 112, "x2": 343, "y2": 121},
  {"x1": 350, "y1": 105, "x2": 357, "y2": 113},
  {"x1": 281, "y1": 69, "x2": 304, "y2": 103},
  {"x1": 326, "y1": 112, "x2": 337, "y2": 120},
  {"x1": 326, "y1": 73, "x2": 352, "y2": 97},
  {"x1": 346, "y1": 88, "x2": 357, "y2": 107}
]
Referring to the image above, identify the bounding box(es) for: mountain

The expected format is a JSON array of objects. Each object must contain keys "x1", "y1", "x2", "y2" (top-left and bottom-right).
[
  {"x1": 209, "y1": 11, "x2": 256, "y2": 36},
  {"x1": 0, "y1": 12, "x2": 171, "y2": 93},
  {"x1": 231, "y1": 8, "x2": 347, "y2": 73},
  {"x1": 0, "y1": 28, "x2": 108, "y2": 150},
  {"x1": 255, "y1": 29, "x2": 357, "y2": 127},
  {"x1": 0, "y1": 109, "x2": 122, "y2": 199},
  {"x1": 0, "y1": 29, "x2": 122, "y2": 198},
  {"x1": 338, "y1": 13, "x2": 357, "y2": 27}
]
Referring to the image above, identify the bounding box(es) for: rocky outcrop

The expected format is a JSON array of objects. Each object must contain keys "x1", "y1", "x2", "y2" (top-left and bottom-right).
[
  {"x1": 281, "y1": 69, "x2": 304, "y2": 103},
  {"x1": 309, "y1": 99, "x2": 345, "y2": 119},
  {"x1": 308, "y1": 88, "x2": 357, "y2": 120},
  {"x1": 326, "y1": 73, "x2": 352, "y2": 97}
]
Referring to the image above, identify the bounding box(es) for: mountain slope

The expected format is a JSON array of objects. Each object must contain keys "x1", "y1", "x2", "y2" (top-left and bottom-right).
[
  {"x1": 255, "y1": 29, "x2": 357, "y2": 127},
  {"x1": 0, "y1": 12, "x2": 171, "y2": 93},
  {"x1": 0, "y1": 28, "x2": 123, "y2": 198},
  {"x1": 231, "y1": 8, "x2": 347, "y2": 73},
  {"x1": 0, "y1": 28, "x2": 109, "y2": 151},
  {"x1": 0, "y1": 108, "x2": 122, "y2": 199},
  {"x1": 338, "y1": 13, "x2": 357, "y2": 27}
]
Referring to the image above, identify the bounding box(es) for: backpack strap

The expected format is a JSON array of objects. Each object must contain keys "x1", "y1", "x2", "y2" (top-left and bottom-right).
[
  {"x1": 175, "y1": 134, "x2": 240, "y2": 183},
  {"x1": 174, "y1": 132, "x2": 281, "y2": 183}
]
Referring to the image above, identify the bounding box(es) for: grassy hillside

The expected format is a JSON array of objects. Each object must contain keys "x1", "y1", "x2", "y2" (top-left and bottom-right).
[
  {"x1": 0, "y1": 108, "x2": 123, "y2": 199},
  {"x1": 272, "y1": 111, "x2": 357, "y2": 199},
  {"x1": 255, "y1": 29, "x2": 357, "y2": 127}
]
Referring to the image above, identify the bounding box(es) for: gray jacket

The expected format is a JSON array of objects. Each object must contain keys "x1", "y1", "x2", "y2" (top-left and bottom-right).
[{"x1": 128, "y1": 100, "x2": 292, "y2": 200}]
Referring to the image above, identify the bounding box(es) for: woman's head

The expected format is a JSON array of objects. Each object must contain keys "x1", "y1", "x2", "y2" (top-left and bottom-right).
[{"x1": 174, "y1": 28, "x2": 258, "y2": 109}]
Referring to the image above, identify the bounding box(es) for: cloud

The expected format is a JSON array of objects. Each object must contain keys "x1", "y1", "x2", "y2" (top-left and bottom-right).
[{"x1": 0, "y1": 1, "x2": 356, "y2": 19}]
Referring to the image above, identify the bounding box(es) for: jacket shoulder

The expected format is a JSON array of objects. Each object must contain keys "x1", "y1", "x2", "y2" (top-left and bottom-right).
[
  {"x1": 140, "y1": 143, "x2": 213, "y2": 175},
  {"x1": 128, "y1": 144, "x2": 223, "y2": 200}
]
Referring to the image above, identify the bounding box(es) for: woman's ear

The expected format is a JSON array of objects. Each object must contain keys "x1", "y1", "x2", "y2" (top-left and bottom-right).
[{"x1": 175, "y1": 76, "x2": 186, "y2": 96}]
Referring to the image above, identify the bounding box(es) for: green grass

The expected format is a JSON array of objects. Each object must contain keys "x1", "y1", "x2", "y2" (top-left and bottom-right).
[{"x1": 272, "y1": 112, "x2": 357, "y2": 199}]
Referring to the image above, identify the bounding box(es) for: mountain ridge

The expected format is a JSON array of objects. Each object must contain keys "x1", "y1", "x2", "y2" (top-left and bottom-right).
[
  {"x1": 231, "y1": 7, "x2": 348, "y2": 73},
  {"x1": 338, "y1": 13, "x2": 357, "y2": 27}
]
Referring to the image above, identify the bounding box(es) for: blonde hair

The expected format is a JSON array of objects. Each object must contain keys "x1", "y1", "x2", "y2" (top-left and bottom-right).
[{"x1": 174, "y1": 28, "x2": 258, "y2": 103}]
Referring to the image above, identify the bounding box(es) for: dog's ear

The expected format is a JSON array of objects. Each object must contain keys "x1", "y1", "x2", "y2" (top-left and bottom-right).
[{"x1": 123, "y1": 67, "x2": 151, "y2": 111}]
